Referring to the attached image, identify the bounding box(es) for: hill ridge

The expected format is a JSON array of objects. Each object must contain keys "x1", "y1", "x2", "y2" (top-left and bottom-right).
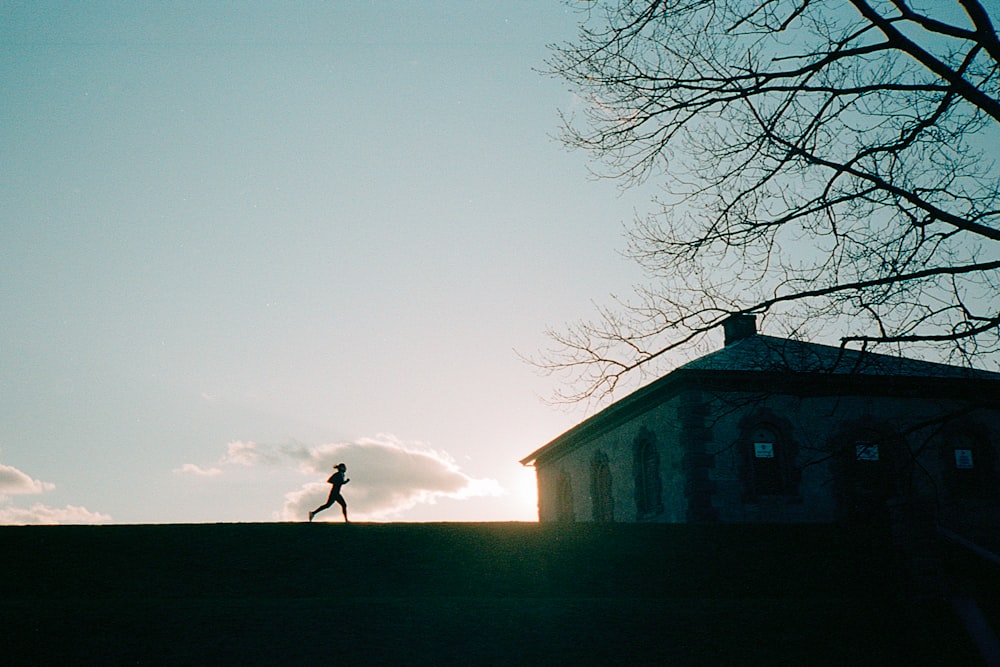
[{"x1": 0, "y1": 522, "x2": 983, "y2": 665}]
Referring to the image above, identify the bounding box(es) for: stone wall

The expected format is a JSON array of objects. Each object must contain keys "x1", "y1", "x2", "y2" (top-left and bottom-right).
[{"x1": 535, "y1": 388, "x2": 1000, "y2": 525}]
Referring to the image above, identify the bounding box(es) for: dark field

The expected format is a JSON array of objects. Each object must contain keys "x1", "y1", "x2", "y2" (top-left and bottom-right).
[{"x1": 0, "y1": 522, "x2": 984, "y2": 665}]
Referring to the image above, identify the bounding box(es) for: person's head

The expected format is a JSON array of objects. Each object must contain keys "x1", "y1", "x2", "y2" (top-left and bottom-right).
[{"x1": 334, "y1": 463, "x2": 347, "y2": 471}]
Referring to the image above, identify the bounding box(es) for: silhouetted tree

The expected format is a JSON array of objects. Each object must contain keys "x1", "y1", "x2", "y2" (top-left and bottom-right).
[{"x1": 540, "y1": 0, "x2": 1000, "y2": 402}]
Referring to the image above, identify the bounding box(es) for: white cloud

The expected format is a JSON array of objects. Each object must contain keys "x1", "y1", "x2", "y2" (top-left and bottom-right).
[
  {"x1": 0, "y1": 503, "x2": 112, "y2": 525},
  {"x1": 0, "y1": 462, "x2": 111, "y2": 525},
  {"x1": 183, "y1": 434, "x2": 506, "y2": 521},
  {"x1": 222, "y1": 440, "x2": 281, "y2": 466},
  {"x1": 0, "y1": 463, "x2": 55, "y2": 495},
  {"x1": 173, "y1": 463, "x2": 223, "y2": 477},
  {"x1": 280, "y1": 435, "x2": 504, "y2": 522}
]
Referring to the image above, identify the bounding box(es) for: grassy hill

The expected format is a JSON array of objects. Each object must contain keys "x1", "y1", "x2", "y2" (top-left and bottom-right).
[{"x1": 0, "y1": 522, "x2": 984, "y2": 665}]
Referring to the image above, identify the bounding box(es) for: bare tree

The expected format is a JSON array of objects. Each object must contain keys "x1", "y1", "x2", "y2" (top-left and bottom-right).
[{"x1": 539, "y1": 0, "x2": 1000, "y2": 402}]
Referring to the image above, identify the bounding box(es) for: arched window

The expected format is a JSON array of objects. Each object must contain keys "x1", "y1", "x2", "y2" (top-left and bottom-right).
[
  {"x1": 590, "y1": 452, "x2": 614, "y2": 522},
  {"x1": 831, "y1": 424, "x2": 907, "y2": 523},
  {"x1": 634, "y1": 428, "x2": 662, "y2": 517},
  {"x1": 749, "y1": 425, "x2": 782, "y2": 495},
  {"x1": 847, "y1": 430, "x2": 899, "y2": 497},
  {"x1": 942, "y1": 432, "x2": 998, "y2": 500},
  {"x1": 556, "y1": 471, "x2": 575, "y2": 522},
  {"x1": 739, "y1": 415, "x2": 800, "y2": 502}
]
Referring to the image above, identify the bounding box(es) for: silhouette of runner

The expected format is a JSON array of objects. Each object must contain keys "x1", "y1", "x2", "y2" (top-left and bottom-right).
[{"x1": 309, "y1": 463, "x2": 350, "y2": 522}]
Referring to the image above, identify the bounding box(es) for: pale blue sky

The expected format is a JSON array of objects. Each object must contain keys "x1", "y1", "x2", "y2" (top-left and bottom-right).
[{"x1": 0, "y1": 1, "x2": 653, "y2": 523}]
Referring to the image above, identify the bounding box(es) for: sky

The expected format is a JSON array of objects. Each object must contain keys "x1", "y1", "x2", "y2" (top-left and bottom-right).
[{"x1": 0, "y1": 1, "x2": 655, "y2": 524}]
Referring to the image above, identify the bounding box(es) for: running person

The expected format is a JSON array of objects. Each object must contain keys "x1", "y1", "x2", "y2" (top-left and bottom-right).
[{"x1": 309, "y1": 463, "x2": 350, "y2": 522}]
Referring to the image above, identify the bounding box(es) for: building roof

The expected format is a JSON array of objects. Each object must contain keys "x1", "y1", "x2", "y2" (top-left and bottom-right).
[
  {"x1": 521, "y1": 326, "x2": 1000, "y2": 467},
  {"x1": 681, "y1": 333, "x2": 1000, "y2": 380}
]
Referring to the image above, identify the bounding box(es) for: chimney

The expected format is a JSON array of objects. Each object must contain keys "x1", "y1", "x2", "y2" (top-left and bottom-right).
[{"x1": 722, "y1": 314, "x2": 756, "y2": 346}]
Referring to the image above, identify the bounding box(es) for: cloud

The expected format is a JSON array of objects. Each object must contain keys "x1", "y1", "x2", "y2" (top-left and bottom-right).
[
  {"x1": 173, "y1": 463, "x2": 223, "y2": 477},
  {"x1": 0, "y1": 503, "x2": 112, "y2": 525},
  {"x1": 0, "y1": 463, "x2": 55, "y2": 495},
  {"x1": 0, "y1": 462, "x2": 111, "y2": 525},
  {"x1": 222, "y1": 440, "x2": 283, "y2": 466},
  {"x1": 182, "y1": 435, "x2": 505, "y2": 521},
  {"x1": 280, "y1": 435, "x2": 504, "y2": 521}
]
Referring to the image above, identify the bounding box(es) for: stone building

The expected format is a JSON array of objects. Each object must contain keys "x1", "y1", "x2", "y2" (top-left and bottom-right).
[{"x1": 521, "y1": 316, "x2": 1000, "y2": 530}]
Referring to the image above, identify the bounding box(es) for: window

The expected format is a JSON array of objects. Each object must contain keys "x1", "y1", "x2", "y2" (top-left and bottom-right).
[
  {"x1": 634, "y1": 428, "x2": 663, "y2": 517},
  {"x1": 850, "y1": 434, "x2": 896, "y2": 496},
  {"x1": 750, "y1": 426, "x2": 784, "y2": 495},
  {"x1": 943, "y1": 432, "x2": 998, "y2": 499},
  {"x1": 739, "y1": 415, "x2": 800, "y2": 501},
  {"x1": 831, "y1": 423, "x2": 907, "y2": 522},
  {"x1": 556, "y1": 472, "x2": 575, "y2": 522},
  {"x1": 590, "y1": 452, "x2": 614, "y2": 522}
]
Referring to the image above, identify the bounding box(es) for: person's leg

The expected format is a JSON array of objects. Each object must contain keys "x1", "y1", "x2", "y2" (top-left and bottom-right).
[
  {"x1": 310, "y1": 490, "x2": 337, "y2": 520},
  {"x1": 336, "y1": 496, "x2": 349, "y2": 522}
]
